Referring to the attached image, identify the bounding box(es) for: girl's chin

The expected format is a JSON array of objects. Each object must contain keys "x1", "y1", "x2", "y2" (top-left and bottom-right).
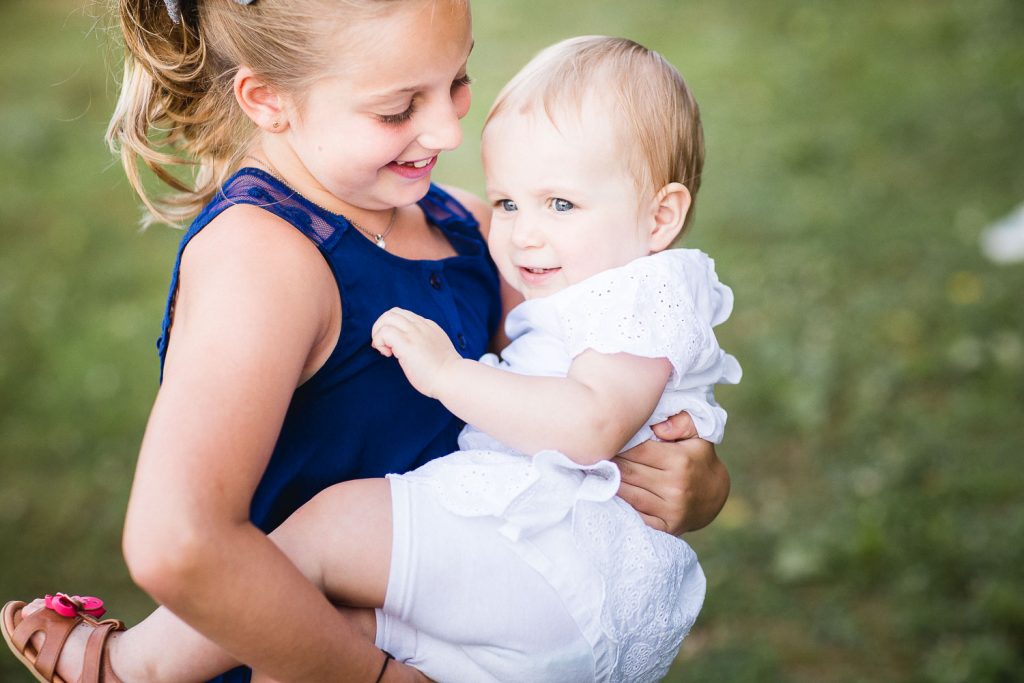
[{"x1": 391, "y1": 178, "x2": 434, "y2": 206}]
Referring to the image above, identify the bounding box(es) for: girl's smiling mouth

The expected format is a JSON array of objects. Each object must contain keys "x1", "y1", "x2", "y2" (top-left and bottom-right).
[{"x1": 388, "y1": 156, "x2": 437, "y2": 179}]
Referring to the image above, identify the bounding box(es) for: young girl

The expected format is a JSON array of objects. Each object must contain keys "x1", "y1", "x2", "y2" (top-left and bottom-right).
[{"x1": 3, "y1": 1, "x2": 729, "y2": 681}]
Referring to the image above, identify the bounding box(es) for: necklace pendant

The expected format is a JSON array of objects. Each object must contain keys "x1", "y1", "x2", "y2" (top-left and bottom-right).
[{"x1": 374, "y1": 234, "x2": 386, "y2": 249}]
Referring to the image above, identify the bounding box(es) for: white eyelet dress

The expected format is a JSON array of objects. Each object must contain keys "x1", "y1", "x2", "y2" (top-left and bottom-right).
[{"x1": 375, "y1": 249, "x2": 742, "y2": 682}]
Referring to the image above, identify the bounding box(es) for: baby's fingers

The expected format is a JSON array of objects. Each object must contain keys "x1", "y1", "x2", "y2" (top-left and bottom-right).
[
  {"x1": 371, "y1": 321, "x2": 407, "y2": 357},
  {"x1": 376, "y1": 307, "x2": 425, "y2": 327},
  {"x1": 371, "y1": 337, "x2": 394, "y2": 357},
  {"x1": 371, "y1": 308, "x2": 426, "y2": 340}
]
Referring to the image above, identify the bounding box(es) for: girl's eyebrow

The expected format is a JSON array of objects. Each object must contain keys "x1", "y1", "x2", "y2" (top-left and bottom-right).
[{"x1": 368, "y1": 42, "x2": 475, "y2": 99}]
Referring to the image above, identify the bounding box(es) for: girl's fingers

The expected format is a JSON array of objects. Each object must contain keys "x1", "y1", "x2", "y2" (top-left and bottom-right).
[
  {"x1": 617, "y1": 480, "x2": 670, "y2": 533},
  {"x1": 636, "y1": 512, "x2": 669, "y2": 534},
  {"x1": 651, "y1": 412, "x2": 698, "y2": 441},
  {"x1": 617, "y1": 479, "x2": 665, "y2": 511},
  {"x1": 614, "y1": 475, "x2": 679, "y2": 532},
  {"x1": 611, "y1": 453, "x2": 663, "y2": 490}
]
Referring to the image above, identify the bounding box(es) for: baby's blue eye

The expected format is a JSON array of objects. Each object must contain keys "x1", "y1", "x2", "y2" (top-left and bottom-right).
[
  {"x1": 551, "y1": 198, "x2": 574, "y2": 212},
  {"x1": 498, "y1": 199, "x2": 518, "y2": 212}
]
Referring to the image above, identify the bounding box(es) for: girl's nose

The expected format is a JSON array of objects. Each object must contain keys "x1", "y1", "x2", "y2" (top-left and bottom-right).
[{"x1": 418, "y1": 96, "x2": 465, "y2": 152}]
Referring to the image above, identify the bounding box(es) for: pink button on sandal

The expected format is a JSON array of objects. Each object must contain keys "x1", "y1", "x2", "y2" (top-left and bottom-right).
[{"x1": 1, "y1": 594, "x2": 124, "y2": 682}]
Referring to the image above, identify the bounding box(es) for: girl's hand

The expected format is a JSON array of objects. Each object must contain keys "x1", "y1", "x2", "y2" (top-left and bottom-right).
[
  {"x1": 371, "y1": 308, "x2": 461, "y2": 398},
  {"x1": 612, "y1": 412, "x2": 730, "y2": 535}
]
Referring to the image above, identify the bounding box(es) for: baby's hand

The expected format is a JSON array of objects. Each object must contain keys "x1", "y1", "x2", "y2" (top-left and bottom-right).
[{"x1": 371, "y1": 308, "x2": 461, "y2": 398}]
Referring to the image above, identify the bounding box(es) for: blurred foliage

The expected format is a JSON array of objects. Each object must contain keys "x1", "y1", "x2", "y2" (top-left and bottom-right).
[{"x1": 2, "y1": 1, "x2": 1023, "y2": 681}]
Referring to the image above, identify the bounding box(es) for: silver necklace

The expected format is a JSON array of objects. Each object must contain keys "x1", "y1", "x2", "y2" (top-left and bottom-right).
[
  {"x1": 244, "y1": 155, "x2": 399, "y2": 249},
  {"x1": 351, "y1": 208, "x2": 399, "y2": 249}
]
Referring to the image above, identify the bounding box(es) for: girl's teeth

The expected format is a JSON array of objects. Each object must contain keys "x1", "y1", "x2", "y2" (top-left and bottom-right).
[{"x1": 400, "y1": 159, "x2": 431, "y2": 168}]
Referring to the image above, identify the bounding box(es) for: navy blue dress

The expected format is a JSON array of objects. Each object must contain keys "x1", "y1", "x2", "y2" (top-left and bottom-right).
[{"x1": 156, "y1": 168, "x2": 502, "y2": 683}]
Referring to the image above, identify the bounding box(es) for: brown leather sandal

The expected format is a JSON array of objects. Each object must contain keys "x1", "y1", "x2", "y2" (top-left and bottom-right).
[{"x1": 2, "y1": 599, "x2": 125, "y2": 683}]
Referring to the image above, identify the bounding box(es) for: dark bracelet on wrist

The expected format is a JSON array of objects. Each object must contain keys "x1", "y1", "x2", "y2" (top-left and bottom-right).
[{"x1": 375, "y1": 651, "x2": 394, "y2": 683}]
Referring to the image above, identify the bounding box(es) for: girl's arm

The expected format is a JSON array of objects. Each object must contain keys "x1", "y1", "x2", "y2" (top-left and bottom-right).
[
  {"x1": 372, "y1": 309, "x2": 670, "y2": 464},
  {"x1": 122, "y1": 206, "x2": 406, "y2": 682}
]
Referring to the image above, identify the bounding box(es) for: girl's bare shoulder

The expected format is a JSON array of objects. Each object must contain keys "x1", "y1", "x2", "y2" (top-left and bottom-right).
[{"x1": 173, "y1": 203, "x2": 339, "y2": 370}]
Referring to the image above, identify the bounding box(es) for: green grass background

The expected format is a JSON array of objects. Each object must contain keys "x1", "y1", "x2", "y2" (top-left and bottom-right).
[{"x1": 2, "y1": 1, "x2": 1023, "y2": 681}]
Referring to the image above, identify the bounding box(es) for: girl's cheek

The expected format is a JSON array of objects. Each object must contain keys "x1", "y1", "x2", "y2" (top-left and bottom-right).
[{"x1": 455, "y1": 87, "x2": 472, "y2": 119}]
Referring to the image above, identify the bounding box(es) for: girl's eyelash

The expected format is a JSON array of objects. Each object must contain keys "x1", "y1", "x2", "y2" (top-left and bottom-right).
[
  {"x1": 377, "y1": 103, "x2": 416, "y2": 126},
  {"x1": 376, "y1": 75, "x2": 469, "y2": 126}
]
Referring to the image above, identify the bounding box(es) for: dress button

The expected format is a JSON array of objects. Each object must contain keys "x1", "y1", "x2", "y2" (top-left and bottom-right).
[
  {"x1": 429, "y1": 273, "x2": 442, "y2": 290},
  {"x1": 456, "y1": 332, "x2": 467, "y2": 350}
]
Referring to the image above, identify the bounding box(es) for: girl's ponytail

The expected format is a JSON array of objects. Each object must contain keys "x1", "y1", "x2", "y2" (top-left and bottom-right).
[{"x1": 107, "y1": 0, "x2": 255, "y2": 226}]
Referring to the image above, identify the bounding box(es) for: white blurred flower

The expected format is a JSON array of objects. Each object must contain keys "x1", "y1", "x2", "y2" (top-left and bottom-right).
[{"x1": 980, "y1": 202, "x2": 1024, "y2": 264}]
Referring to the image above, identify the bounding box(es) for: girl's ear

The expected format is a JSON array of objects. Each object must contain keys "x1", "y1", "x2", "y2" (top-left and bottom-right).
[
  {"x1": 234, "y1": 66, "x2": 288, "y2": 133},
  {"x1": 647, "y1": 182, "x2": 692, "y2": 252}
]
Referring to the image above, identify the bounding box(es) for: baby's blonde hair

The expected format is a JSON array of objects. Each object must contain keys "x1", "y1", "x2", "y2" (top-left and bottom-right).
[
  {"x1": 485, "y1": 36, "x2": 705, "y2": 233},
  {"x1": 107, "y1": 0, "x2": 461, "y2": 227}
]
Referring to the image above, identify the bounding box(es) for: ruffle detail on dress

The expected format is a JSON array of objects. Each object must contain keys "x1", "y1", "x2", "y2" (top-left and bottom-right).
[
  {"x1": 397, "y1": 450, "x2": 621, "y2": 542},
  {"x1": 553, "y1": 250, "x2": 737, "y2": 388},
  {"x1": 496, "y1": 451, "x2": 620, "y2": 542}
]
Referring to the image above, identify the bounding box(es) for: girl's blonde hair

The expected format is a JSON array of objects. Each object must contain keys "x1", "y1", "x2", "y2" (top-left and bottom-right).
[
  {"x1": 484, "y1": 36, "x2": 705, "y2": 233},
  {"x1": 106, "y1": 0, "x2": 445, "y2": 227}
]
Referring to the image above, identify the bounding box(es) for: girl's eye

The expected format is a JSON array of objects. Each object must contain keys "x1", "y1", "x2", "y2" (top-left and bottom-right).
[
  {"x1": 377, "y1": 102, "x2": 416, "y2": 126},
  {"x1": 452, "y1": 74, "x2": 473, "y2": 90},
  {"x1": 497, "y1": 199, "x2": 518, "y2": 212},
  {"x1": 551, "y1": 198, "x2": 574, "y2": 212}
]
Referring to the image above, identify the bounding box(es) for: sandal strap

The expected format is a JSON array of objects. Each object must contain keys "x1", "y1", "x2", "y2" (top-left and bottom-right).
[
  {"x1": 80, "y1": 618, "x2": 126, "y2": 683},
  {"x1": 11, "y1": 607, "x2": 82, "y2": 680}
]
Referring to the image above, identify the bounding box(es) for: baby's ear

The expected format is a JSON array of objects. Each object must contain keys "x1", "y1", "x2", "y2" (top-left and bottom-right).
[{"x1": 647, "y1": 182, "x2": 692, "y2": 252}]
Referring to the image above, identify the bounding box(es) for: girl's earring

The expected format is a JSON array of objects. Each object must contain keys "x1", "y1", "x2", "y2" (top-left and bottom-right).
[{"x1": 272, "y1": 121, "x2": 281, "y2": 129}]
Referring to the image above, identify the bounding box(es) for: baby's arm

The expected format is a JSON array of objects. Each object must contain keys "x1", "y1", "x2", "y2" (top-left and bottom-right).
[{"x1": 372, "y1": 308, "x2": 670, "y2": 464}]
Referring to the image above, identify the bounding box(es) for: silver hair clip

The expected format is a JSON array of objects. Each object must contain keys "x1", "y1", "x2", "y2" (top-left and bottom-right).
[{"x1": 163, "y1": 0, "x2": 257, "y2": 25}]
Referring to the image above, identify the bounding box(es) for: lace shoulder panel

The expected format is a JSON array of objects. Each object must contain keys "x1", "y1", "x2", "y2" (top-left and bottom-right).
[
  {"x1": 199, "y1": 168, "x2": 345, "y2": 249},
  {"x1": 553, "y1": 249, "x2": 735, "y2": 384}
]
